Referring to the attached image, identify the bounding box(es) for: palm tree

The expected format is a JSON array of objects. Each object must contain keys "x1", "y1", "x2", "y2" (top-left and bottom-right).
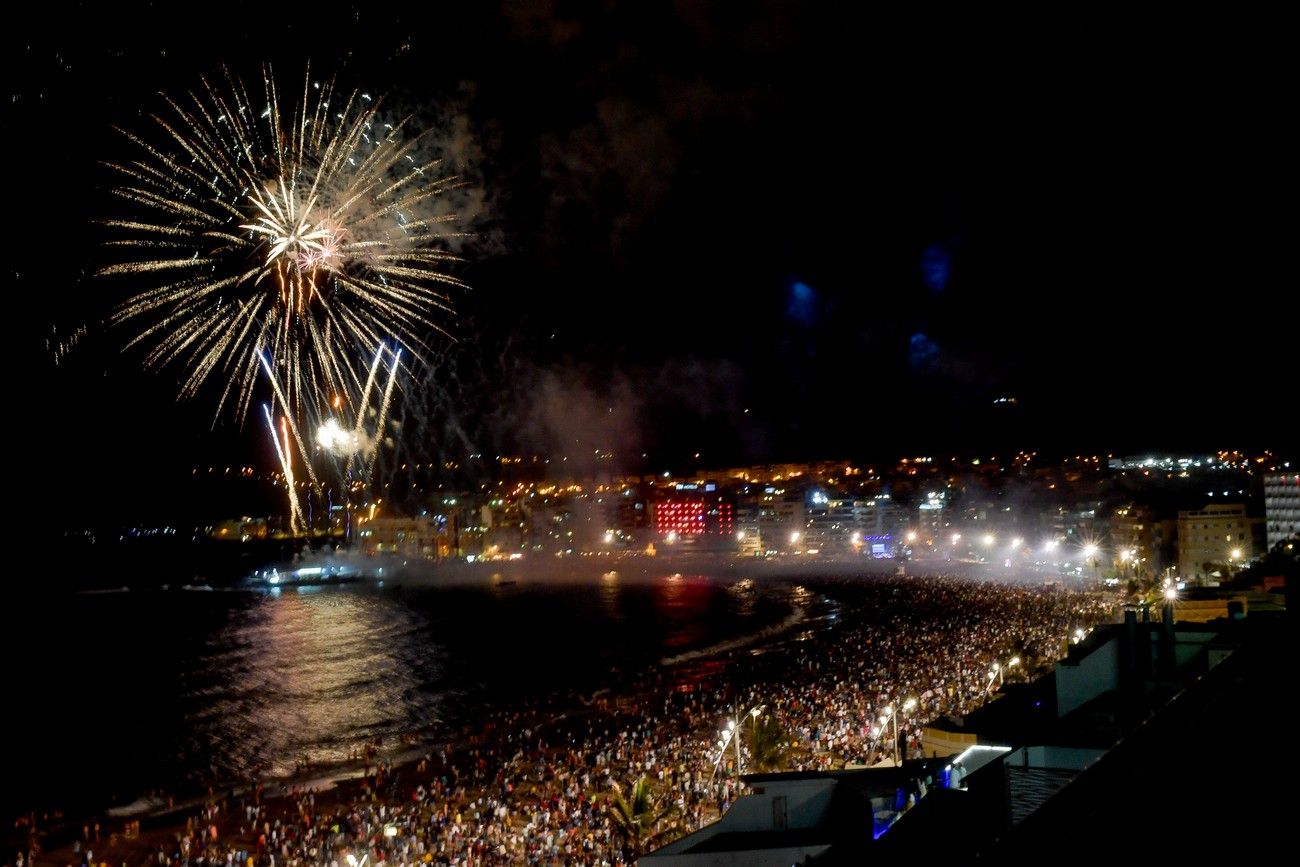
[
  {"x1": 746, "y1": 712, "x2": 791, "y2": 773},
  {"x1": 607, "y1": 776, "x2": 678, "y2": 860}
]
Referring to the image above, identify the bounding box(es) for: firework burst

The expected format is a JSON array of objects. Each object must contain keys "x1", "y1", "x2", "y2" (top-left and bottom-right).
[{"x1": 101, "y1": 65, "x2": 468, "y2": 422}]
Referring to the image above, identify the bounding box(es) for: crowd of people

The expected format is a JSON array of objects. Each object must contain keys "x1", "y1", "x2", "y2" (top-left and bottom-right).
[{"x1": 15, "y1": 573, "x2": 1112, "y2": 867}]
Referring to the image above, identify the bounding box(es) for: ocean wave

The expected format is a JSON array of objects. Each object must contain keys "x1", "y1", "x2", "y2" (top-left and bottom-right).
[{"x1": 660, "y1": 605, "x2": 807, "y2": 666}]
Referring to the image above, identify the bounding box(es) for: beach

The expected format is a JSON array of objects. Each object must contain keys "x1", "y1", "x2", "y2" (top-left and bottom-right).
[{"x1": 10, "y1": 570, "x2": 1112, "y2": 866}]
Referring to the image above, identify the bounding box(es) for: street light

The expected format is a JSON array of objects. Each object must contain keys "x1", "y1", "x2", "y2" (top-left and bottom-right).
[
  {"x1": 879, "y1": 698, "x2": 917, "y2": 766},
  {"x1": 710, "y1": 705, "x2": 765, "y2": 781},
  {"x1": 988, "y1": 656, "x2": 1021, "y2": 692}
]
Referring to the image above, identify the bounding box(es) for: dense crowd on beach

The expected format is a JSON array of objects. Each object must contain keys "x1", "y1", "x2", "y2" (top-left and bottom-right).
[{"x1": 13, "y1": 574, "x2": 1111, "y2": 867}]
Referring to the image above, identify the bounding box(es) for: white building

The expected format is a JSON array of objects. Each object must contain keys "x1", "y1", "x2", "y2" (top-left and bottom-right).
[
  {"x1": 1176, "y1": 503, "x2": 1250, "y2": 581},
  {"x1": 1264, "y1": 472, "x2": 1299, "y2": 552}
]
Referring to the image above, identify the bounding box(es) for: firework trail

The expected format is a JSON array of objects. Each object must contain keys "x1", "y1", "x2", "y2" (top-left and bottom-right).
[
  {"x1": 101, "y1": 65, "x2": 469, "y2": 423},
  {"x1": 366, "y1": 347, "x2": 403, "y2": 481},
  {"x1": 262, "y1": 402, "x2": 304, "y2": 533}
]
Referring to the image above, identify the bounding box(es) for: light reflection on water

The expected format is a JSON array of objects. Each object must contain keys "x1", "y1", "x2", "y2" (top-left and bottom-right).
[
  {"x1": 10, "y1": 574, "x2": 798, "y2": 809},
  {"x1": 179, "y1": 591, "x2": 444, "y2": 779}
]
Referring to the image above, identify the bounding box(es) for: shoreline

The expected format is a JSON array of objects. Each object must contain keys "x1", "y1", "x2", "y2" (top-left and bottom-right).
[
  {"x1": 11, "y1": 579, "x2": 826, "y2": 855},
  {"x1": 14, "y1": 571, "x2": 1110, "y2": 867}
]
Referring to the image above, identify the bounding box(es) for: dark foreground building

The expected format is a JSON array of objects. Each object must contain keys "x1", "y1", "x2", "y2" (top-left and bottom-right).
[{"x1": 645, "y1": 591, "x2": 1292, "y2": 864}]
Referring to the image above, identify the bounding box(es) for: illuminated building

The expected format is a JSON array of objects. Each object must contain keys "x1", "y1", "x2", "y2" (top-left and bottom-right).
[
  {"x1": 1109, "y1": 504, "x2": 1173, "y2": 572},
  {"x1": 605, "y1": 482, "x2": 652, "y2": 544},
  {"x1": 1176, "y1": 503, "x2": 1253, "y2": 582},
  {"x1": 857, "y1": 493, "x2": 906, "y2": 538},
  {"x1": 652, "y1": 483, "x2": 734, "y2": 545},
  {"x1": 1264, "y1": 472, "x2": 1299, "y2": 551},
  {"x1": 917, "y1": 491, "x2": 947, "y2": 537},
  {"x1": 805, "y1": 490, "x2": 858, "y2": 552},
  {"x1": 360, "y1": 516, "x2": 438, "y2": 557}
]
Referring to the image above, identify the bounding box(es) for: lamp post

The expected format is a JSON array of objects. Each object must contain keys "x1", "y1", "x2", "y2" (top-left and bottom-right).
[
  {"x1": 878, "y1": 698, "x2": 917, "y2": 765},
  {"x1": 711, "y1": 704, "x2": 765, "y2": 781},
  {"x1": 987, "y1": 656, "x2": 1021, "y2": 692}
]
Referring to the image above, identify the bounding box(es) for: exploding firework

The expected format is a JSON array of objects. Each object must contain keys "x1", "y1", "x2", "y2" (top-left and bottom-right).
[
  {"x1": 101, "y1": 65, "x2": 469, "y2": 421},
  {"x1": 259, "y1": 342, "x2": 402, "y2": 530}
]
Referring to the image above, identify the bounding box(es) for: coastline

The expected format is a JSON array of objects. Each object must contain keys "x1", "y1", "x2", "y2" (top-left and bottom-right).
[
  {"x1": 14, "y1": 575, "x2": 828, "y2": 864},
  {"x1": 13, "y1": 567, "x2": 1108, "y2": 867}
]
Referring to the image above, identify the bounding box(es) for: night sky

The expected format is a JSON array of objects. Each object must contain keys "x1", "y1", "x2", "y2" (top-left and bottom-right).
[{"x1": 6, "y1": 3, "x2": 1293, "y2": 523}]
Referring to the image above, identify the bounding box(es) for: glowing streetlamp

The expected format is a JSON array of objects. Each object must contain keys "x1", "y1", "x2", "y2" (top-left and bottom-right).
[
  {"x1": 879, "y1": 698, "x2": 917, "y2": 765},
  {"x1": 710, "y1": 705, "x2": 765, "y2": 780},
  {"x1": 982, "y1": 533, "x2": 995, "y2": 547},
  {"x1": 988, "y1": 656, "x2": 1021, "y2": 692}
]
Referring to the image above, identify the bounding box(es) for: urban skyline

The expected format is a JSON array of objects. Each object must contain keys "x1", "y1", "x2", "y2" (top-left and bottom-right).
[
  {"x1": 4, "y1": 5, "x2": 1293, "y2": 865},
  {"x1": 11, "y1": 3, "x2": 1296, "y2": 533}
]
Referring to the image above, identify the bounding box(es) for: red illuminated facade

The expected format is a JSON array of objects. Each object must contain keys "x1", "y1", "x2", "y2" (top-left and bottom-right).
[{"x1": 653, "y1": 499, "x2": 735, "y2": 536}]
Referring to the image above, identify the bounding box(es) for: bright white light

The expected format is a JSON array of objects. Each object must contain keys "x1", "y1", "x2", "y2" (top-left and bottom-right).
[
  {"x1": 903, "y1": 697, "x2": 917, "y2": 711},
  {"x1": 1043, "y1": 539, "x2": 1059, "y2": 552},
  {"x1": 737, "y1": 530, "x2": 746, "y2": 540},
  {"x1": 982, "y1": 534, "x2": 995, "y2": 547},
  {"x1": 790, "y1": 530, "x2": 801, "y2": 545},
  {"x1": 1165, "y1": 586, "x2": 1177, "y2": 601},
  {"x1": 1083, "y1": 544, "x2": 1099, "y2": 559},
  {"x1": 1230, "y1": 547, "x2": 1242, "y2": 560},
  {"x1": 1008, "y1": 656, "x2": 1020, "y2": 667},
  {"x1": 316, "y1": 417, "x2": 362, "y2": 456},
  {"x1": 906, "y1": 530, "x2": 918, "y2": 543},
  {"x1": 666, "y1": 530, "x2": 678, "y2": 544},
  {"x1": 603, "y1": 530, "x2": 614, "y2": 544},
  {"x1": 1010, "y1": 537, "x2": 1023, "y2": 550},
  {"x1": 951, "y1": 532, "x2": 962, "y2": 544}
]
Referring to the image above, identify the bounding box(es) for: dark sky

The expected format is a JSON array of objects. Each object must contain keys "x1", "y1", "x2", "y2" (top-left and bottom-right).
[{"x1": 5, "y1": 3, "x2": 1293, "y2": 521}]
